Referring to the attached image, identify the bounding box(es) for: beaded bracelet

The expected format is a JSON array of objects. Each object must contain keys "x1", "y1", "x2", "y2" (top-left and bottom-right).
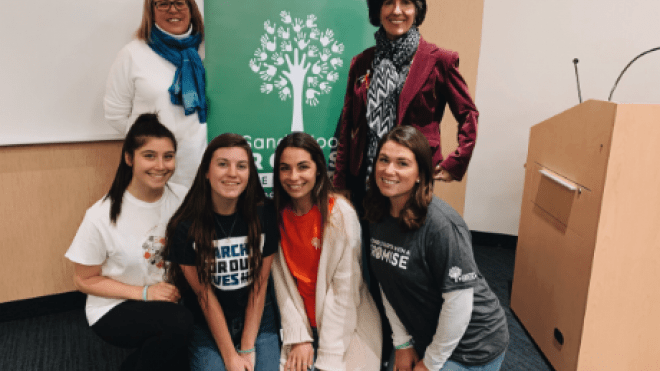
[
  {"x1": 142, "y1": 285, "x2": 150, "y2": 302},
  {"x1": 237, "y1": 347, "x2": 255, "y2": 354},
  {"x1": 395, "y1": 341, "x2": 412, "y2": 350}
]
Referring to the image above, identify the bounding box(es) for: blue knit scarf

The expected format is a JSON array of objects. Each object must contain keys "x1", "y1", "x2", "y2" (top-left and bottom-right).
[{"x1": 148, "y1": 26, "x2": 207, "y2": 123}]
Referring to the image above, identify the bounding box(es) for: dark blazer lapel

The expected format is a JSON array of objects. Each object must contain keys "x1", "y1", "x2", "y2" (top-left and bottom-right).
[{"x1": 398, "y1": 37, "x2": 435, "y2": 126}]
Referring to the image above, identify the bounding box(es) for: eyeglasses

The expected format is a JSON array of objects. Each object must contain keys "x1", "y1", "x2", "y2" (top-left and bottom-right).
[{"x1": 153, "y1": 1, "x2": 189, "y2": 12}]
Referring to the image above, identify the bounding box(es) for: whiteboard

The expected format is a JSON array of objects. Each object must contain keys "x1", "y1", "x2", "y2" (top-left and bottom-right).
[{"x1": 0, "y1": 0, "x2": 203, "y2": 146}]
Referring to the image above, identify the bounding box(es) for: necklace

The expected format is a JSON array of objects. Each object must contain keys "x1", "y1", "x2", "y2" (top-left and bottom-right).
[{"x1": 217, "y1": 214, "x2": 238, "y2": 240}]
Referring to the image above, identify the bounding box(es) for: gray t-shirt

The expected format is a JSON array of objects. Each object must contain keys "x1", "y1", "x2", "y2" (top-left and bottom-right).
[{"x1": 369, "y1": 196, "x2": 508, "y2": 365}]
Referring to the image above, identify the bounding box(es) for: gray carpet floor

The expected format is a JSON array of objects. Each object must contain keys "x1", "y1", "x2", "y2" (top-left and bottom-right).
[{"x1": 0, "y1": 245, "x2": 554, "y2": 370}]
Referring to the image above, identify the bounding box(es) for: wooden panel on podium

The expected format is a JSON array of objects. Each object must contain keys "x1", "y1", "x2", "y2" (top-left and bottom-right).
[{"x1": 511, "y1": 100, "x2": 660, "y2": 370}]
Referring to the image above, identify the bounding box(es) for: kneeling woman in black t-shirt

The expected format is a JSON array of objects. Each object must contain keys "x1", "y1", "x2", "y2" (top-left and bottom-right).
[
  {"x1": 164, "y1": 133, "x2": 280, "y2": 371},
  {"x1": 364, "y1": 126, "x2": 509, "y2": 371}
]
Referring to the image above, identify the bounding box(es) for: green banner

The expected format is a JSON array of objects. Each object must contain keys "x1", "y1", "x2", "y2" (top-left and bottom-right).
[{"x1": 205, "y1": 0, "x2": 376, "y2": 196}]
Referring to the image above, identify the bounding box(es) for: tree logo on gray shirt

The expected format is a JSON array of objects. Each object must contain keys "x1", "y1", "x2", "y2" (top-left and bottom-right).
[
  {"x1": 449, "y1": 266, "x2": 478, "y2": 283},
  {"x1": 449, "y1": 266, "x2": 463, "y2": 282}
]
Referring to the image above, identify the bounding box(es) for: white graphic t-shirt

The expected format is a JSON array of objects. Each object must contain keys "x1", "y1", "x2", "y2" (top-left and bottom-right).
[{"x1": 65, "y1": 184, "x2": 187, "y2": 325}]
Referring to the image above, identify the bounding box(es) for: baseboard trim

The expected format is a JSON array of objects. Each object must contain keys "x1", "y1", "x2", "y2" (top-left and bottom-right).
[
  {"x1": 0, "y1": 291, "x2": 85, "y2": 323},
  {"x1": 471, "y1": 230, "x2": 518, "y2": 250}
]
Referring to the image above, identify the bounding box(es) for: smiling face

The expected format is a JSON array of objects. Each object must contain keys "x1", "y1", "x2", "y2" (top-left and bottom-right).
[
  {"x1": 374, "y1": 140, "x2": 420, "y2": 215},
  {"x1": 278, "y1": 147, "x2": 318, "y2": 214},
  {"x1": 206, "y1": 147, "x2": 250, "y2": 214},
  {"x1": 380, "y1": 0, "x2": 416, "y2": 40},
  {"x1": 126, "y1": 137, "x2": 176, "y2": 201},
  {"x1": 153, "y1": 0, "x2": 191, "y2": 35}
]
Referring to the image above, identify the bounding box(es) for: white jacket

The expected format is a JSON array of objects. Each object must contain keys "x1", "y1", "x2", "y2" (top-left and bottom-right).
[
  {"x1": 272, "y1": 197, "x2": 382, "y2": 371},
  {"x1": 104, "y1": 39, "x2": 207, "y2": 188}
]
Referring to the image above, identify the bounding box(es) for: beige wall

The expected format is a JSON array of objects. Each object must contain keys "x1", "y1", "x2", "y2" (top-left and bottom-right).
[
  {"x1": 0, "y1": 141, "x2": 122, "y2": 303},
  {"x1": 420, "y1": 0, "x2": 484, "y2": 215}
]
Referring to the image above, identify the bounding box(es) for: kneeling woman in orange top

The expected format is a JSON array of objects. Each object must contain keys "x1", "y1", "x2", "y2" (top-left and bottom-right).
[{"x1": 271, "y1": 132, "x2": 382, "y2": 371}]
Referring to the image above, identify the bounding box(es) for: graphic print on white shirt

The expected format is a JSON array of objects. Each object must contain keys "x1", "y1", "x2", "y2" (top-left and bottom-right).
[{"x1": 141, "y1": 224, "x2": 167, "y2": 271}]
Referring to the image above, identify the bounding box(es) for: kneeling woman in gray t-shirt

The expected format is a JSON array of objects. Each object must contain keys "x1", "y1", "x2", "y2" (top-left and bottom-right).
[{"x1": 364, "y1": 126, "x2": 509, "y2": 371}]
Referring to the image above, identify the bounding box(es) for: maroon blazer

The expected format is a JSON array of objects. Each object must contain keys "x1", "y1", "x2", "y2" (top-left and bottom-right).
[{"x1": 333, "y1": 37, "x2": 478, "y2": 189}]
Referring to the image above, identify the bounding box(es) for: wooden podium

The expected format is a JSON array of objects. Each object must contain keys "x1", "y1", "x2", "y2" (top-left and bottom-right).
[{"x1": 510, "y1": 100, "x2": 660, "y2": 370}]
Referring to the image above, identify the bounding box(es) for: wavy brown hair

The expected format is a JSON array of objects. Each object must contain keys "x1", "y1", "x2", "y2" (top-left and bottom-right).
[
  {"x1": 364, "y1": 126, "x2": 434, "y2": 231},
  {"x1": 105, "y1": 113, "x2": 176, "y2": 224},
  {"x1": 163, "y1": 134, "x2": 265, "y2": 301},
  {"x1": 273, "y1": 132, "x2": 335, "y2": 232},
  {"x1": 135, "y1": 0, "x2": 205, "y2": 41}
]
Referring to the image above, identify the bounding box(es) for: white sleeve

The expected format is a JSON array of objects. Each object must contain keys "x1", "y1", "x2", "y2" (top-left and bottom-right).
[
  {"x1": 64, "y1": 210, "x2": 107, "y2": 266},
  {"x1": 314, "y1": 202, "x2": 364, "y2": 370},
  {"x1": 104, "y1": 45, "x2": 135, "y2": 134},
  {"x1": 380, "y1": 285, "x2": 413, "y2": 348},
  {"x1": 423, "y1": 288, "x2": 473, "y2": 371}
]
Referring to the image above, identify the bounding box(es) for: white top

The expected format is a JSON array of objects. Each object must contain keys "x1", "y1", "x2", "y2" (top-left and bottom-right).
[
  {"x1": 104, "y1": 39, "x2": 207, "y2": 188},
  {"x1": 272, "y1": 197, "x2": 382, "y2": 371},
  {"x1": 382, "y1": 286, "x2": 473, "y2": 370},
  {"x1": 65, "y1": 183, "x2": 188, "y2": 325}
]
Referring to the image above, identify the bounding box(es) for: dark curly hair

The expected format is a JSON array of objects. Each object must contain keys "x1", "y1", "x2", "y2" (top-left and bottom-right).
[{"x1": 366, "y1": 0, "x2": 427, "y2": 27}]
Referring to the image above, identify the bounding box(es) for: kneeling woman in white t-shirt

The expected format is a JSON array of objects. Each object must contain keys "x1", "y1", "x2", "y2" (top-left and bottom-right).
[
  {"x1": 164, "y1": 133, "x2": 280, "y2": 371},
  {"x1": 65, "y1": 113, "x2": 193, "y2": 371}
]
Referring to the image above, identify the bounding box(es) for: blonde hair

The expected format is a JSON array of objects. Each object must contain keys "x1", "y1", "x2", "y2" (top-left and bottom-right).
[{"x1": 135, "y1": 0, "x2": 205, "y2": 41}]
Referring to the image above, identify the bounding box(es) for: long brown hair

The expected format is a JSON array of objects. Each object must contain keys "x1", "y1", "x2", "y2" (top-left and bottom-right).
[
  {"x1": 105, "y1": 113, "x2": 176, "y2": 224},
  {"x1": 135, "y1": 0, "x2": 205, "y2": 41},
  {"x1": 273, "y1": 132, "x2": 335, "y2": 230},
  {"x1": 163, "y1": 134, "x2": 265, "y2": 299},
  {"x1": 364, "y1": 126, "x2": 433, "y2": 231}
]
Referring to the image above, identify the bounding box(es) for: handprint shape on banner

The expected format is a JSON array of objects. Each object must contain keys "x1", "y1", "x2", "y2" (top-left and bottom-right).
[{"x1": 248, "y1": 11, "x2": 345, "y2": 132}]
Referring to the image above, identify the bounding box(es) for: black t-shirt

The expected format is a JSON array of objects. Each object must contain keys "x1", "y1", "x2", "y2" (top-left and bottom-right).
[
  {"x1": 370, "y1": 197, "x2": 509, "y2": 365},
  {"x1": 168, "y1": 202, "x2": 279, "y2": 323}
]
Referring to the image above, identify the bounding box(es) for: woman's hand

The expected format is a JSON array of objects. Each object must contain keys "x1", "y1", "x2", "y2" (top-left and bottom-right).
[
  {"x1": 225, "y1": 352, "x2": 254, "y2": 371},
  {"x1": 393, "y1": 348, "x2": 419, "y2": 371},
  {"x1": 434, "y1": 165, "x2": 455, "y2": 182},
  {"x1": 413, "y1": 360, "x2": 430, "y2": 371},
  {"x1": 285, "y1": 342, "x2": 314, "y2": 371},
  {"x1": 146, "y1": 282, "x2": 180, "y2": 302},
  {"x1": 239, "y1": 351, "x2": 256, "y2": 369}
]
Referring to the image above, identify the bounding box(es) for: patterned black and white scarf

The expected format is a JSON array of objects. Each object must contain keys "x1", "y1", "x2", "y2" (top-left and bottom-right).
[{"x1": 365, "y1": 26, "x2": 420, "y2": 186}]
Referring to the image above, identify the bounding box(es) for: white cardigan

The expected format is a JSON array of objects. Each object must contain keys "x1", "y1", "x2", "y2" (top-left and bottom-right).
[{"x1": 272, "y1": 197, "x2": 382, "y2": 371}]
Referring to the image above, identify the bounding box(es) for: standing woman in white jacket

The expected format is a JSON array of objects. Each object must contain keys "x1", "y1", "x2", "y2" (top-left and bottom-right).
[
  {"x1": 105, "y1": 0, "x2": 207, "y2": 188},
  {"x1": 271, "y1": 132, "x2": 382, "y2": 371}
]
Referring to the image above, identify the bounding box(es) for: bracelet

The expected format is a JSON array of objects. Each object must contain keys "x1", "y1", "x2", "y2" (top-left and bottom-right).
[
  {"x1": 395, "y1": 341, "x2": 412, "y2": 350},
  {"x1": 237, "y1": 347, "x2": 255, "y2": 354},
  {"x1": 142, "y1": 285, "x2": 150, "y2": 302}
]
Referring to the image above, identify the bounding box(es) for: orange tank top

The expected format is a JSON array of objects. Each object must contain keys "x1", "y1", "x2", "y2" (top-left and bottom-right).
[{"x1": 280, "y1": 198, "x2": 335, "y2": 328}]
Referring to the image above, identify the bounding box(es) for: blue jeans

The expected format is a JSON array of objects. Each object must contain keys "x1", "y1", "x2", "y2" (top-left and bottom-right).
[
  {"x1": 440, "y1": 352, "x2": 506, "y2": 371},
  {"x1": 386, "y1": 351, "x2": 505, "y2": 371},
  {"x1": 189, "y1": 301, "x2": 280, "y2": 371}
]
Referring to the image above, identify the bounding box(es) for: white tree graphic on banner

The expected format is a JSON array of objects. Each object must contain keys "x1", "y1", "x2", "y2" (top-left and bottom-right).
[{"x1": 249, "y1": 11, "x2": 345, "y2": 132}]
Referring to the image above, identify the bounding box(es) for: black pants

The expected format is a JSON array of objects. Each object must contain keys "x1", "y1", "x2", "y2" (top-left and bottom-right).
[{"x1": 91, "y1": 300, "x2": 193, "y2": 371}]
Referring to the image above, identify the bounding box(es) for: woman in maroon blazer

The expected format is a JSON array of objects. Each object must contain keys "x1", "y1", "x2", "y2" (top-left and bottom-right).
[
  {"x1": 333, "y1": 0, "x2": 478, "y2": 206},
  {"x1": 332, "y1": 1, "x2": 479, "y2": 368}
]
